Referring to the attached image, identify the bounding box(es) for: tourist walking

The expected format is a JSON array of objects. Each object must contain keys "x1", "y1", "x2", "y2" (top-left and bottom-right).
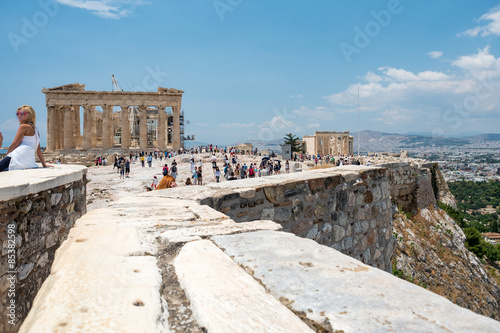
[
  {"x1": 214, "y1": 167, "x2": 221, "y2": 183},
  {"x1": 171, "y1": 160, "x2": 178, "y2": 180},
  {"x1": 119, "y1": 159, "x2": 125, "y2": 179},
  {"x1": 125, "y1": 159, "x2": 130, "y2": 178},
  {"x1": 197, "y1": 166, "x2": 203, "y2": 185},
  {"x1": 151, "y1": 175, "x2": 158, "y2": 189},
  {"x1": 193, "y1": 166, "x2": 198, "y2": 185}
]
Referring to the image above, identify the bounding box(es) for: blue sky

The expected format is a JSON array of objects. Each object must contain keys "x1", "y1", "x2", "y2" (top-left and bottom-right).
[{"x1": 1, "y1": 0, "x2": 500, "y2": 146}]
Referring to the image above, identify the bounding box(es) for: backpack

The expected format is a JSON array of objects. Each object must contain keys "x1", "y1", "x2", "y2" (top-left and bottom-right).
[
  {"x1": 249, "y1": 168, "x2": 254, "y2": 176},
  {"x1": 162, "y1": 167, "x2": 168, "y2": 176},
  {"x1": 171, "y1": 165, "x2": 177, "y2": 173}
]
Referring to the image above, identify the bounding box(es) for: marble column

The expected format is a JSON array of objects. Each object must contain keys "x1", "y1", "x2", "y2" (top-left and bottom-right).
[
  {"x1": 47, "y1": 106, "x2": 56, "y2": 152},
  {"x1": 172, "y1": 106, "x2": 181, "y2": 150},
  {"x1": 102, "y1": 106, "x2": 113, "y2": 149},
  {"x1": 57, "y1": 107, "x2": 64, "y2": 150},
  {"x1": 139, "y1": 106, "x2": 148, "y2": 150},
  {"x1": 63, "y1": 106, "x2": 74, "y2": 150},
  {"x1": 121, "y1": 106, "x2": 130, "y2": 150},
  {"x1": 83, "y1": 105, "x2": 95, "y2": 150},
  {"x1": 157, "y1": 106, "x2": 166, "y2": 150}
]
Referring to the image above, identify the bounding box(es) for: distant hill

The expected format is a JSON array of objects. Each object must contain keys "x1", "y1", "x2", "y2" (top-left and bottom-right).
[
  {"x1": 351, "y1": 130, "x2": 500, "y2": 153},
  {"x1": 185, "y1": 131, "x2": 500, "y2": 152},
  {"x1": 184, "y1": 140, "x2": 210, "y2": 148},
  {"x1": 467, "y1": 133, "x2": 500, "y2": 141}
]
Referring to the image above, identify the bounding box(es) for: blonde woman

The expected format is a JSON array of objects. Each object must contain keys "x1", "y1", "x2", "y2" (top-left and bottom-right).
[{"x1": 0, "y1": 105, "x2": 49, "y2": 172}]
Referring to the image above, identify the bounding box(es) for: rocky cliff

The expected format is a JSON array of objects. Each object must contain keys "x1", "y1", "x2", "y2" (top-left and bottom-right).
[{"x1": 391, "y1": 166, "x2": 500, "y2": 320}]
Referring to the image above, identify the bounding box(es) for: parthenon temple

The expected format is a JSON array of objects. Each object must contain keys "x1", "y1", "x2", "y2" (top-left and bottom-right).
[
  {"x1": 43, "y1": 83, "x2": 188, "y2": 152},
  {"x1": 302, "y1": 131, "x2": 354, "y2": 156}
]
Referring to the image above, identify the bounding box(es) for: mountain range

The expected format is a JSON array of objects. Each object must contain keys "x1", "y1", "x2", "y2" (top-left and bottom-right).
[{"x1": 183, "y1": 131, "x2": 500, "y2": 153}]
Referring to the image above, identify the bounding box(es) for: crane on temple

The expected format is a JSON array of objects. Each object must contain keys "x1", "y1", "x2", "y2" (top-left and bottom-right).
[{"x1": 111, "y1": 75, "x2": 123, "y2": 92}]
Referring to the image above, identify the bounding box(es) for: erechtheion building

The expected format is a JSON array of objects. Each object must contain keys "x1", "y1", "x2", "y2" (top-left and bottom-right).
[
  {"x1": 237, "y1": 143, "x2": 254, "y2": 155},
  {"x1": 43, "y1": 83, "x2": 188, "y2": 152},
  {"x1": 302, "y1": 131, "x2": 354, "y2": 156}
]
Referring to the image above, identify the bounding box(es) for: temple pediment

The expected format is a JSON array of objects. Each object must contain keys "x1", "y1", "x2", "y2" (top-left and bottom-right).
[{"x1": 43, "y1": 83, "x2": 86, "y2": 92}]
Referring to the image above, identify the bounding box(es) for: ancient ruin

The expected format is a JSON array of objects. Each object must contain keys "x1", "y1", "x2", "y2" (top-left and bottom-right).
[
  {"x1": 3, "y1": 162, "x2": 499, "y2": 332},
  {"x1": 303, "y1": 131, "x2": 354, "y2": 156},
  {"x1": 43, "y1": 83, "x2": 188, "y2": 152}
]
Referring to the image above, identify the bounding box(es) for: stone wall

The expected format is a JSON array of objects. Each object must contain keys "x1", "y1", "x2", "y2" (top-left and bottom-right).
[
  {"x1": 200, "y1": 167, "x2": 395, "y2": 271},
  {"x1": 379, "y1": 162, "x2": 437, "y2": 213},
  {"x1": 17, "y1": 165, "x2": 500, "y2": 332},
  {"x1": 0, "y1": 166, "x2": 87, "y2": 332}
]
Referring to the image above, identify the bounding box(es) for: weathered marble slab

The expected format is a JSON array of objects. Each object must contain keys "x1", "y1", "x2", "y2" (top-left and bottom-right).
[
  {"x1": 20, "y1": 226, "x2": 168, "y2": 333},
  {"x1": 211, "y1": 230, "x2": 500, "y2": 333},
  {"x1": 174, "y1": 239, "x2": 313, "y2": 333},
  {"x1": 0, "y1": 165, "x2": 86, "y2": 201}
]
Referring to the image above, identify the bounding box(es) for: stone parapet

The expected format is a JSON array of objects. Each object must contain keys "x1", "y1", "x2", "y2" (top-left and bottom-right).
[
  {"x1": 145, "y1": 165, "x2": 394, "y2": 271},
  {"x1": 18, "y1": 177, "x2": 500, "y2": 332},
  {"x1": 379, "y1": 162, "x2": 437, "y2": 213},
  {"x1": 0, "y1": 165, "x2": 87, "y2": 332}
]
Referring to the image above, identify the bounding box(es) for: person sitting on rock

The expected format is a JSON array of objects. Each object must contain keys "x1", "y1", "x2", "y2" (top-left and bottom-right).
[
  {"x1": 0, "y1": 105, "x2": 49, "y2": 172},
  {"x1": 156, "y1": 175, "x2": 177, "y2": 190}
]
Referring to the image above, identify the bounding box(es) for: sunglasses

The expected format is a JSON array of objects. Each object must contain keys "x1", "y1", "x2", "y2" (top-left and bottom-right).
[{"x1": 16, "y1": 112, "x2": 28, "y2": 116}]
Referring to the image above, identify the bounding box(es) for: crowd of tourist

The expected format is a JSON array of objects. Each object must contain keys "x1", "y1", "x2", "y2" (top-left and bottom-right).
[{"x1": 87, "y1": 143, "x2": 370, "y2": 191}]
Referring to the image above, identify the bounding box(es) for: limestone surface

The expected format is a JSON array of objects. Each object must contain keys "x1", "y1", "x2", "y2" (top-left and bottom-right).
[
  {"x1": 211, "y1": 230, "x2": 500, "y2": 333},
  {"x1": 174, "y1": 239, "x2": 313, "y2": 332}
]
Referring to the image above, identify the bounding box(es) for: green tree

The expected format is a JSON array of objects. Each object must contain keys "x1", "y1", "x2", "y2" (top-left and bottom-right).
[{"x1": 283, "y1": 133, "x2": 302, "y2": 152}]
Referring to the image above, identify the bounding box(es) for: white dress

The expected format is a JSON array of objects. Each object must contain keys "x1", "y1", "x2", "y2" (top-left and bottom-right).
[{"x1": 8, "y1": 127, "x2": 40, "y2": 170}]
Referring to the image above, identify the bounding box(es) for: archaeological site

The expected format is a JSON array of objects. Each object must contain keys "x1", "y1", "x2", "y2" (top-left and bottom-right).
[
  {"x1": 1, "y1": 151, "x2": 500, "y2": 332},
  {"x1": 43, "y1": 83, "x2": 187, "y2": 152}
]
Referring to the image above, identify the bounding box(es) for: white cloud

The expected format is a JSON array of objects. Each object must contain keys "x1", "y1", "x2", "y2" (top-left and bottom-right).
[
  {"x1": 364, "y1": 72, "x2": 383, "y2": 82},
  {"x1": 375, "y1": 107, "x2": 417, "y2": 126},
  {"x1": 290, "y1": 94, "x2": 304, "y2": 98},
  {"x1": 219, "y1": 122, "x2": 254, "y2": 128},
  {"x1": 323, "y1": 47, "x2": 500, "y2": 136},
  {"x1": 380, "y1": 67, "x2": 452, "y2": 82},
  {"x1": 451, "y1": 46, "x2": 500, "y2": 79},
  {"x1": 196, "y1": 122, "x2": 210, "y2": 127},
  {"x1": 0, "y1": 118, "x2": 23, "y2": 146},
  {"x1": 260, "y1": 116, "x2": 299, "y2": 132},
  {"x1": 427, "y1": 51, "x2": 443, "y2": 59},
  {"x1": 307, "y1": 123, "x2": 320, "y2": 128},
  {"x1": 244, "y1": 116, "x2": 301, "y2": 142},
  {"x1": 292, "y1": 106, "x2": 335, "y2": 120},
  {"x1": 326, "y1": 63, "x2": 479, "y2": 114},
  {"x1": 55, "y1": 0, "x2": 147, "y2": 19},
  {"x1": 0, "y1": 118, "x2": 19, "y2": 131},
  {"x1": 460, "y1": 5, "x2": 500, "y2": 37}
]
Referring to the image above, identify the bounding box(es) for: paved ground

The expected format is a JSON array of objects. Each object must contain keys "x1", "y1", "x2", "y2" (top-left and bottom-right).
[{"x1": 86, "y1": 153, "x2": 297, "y2": 211}]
